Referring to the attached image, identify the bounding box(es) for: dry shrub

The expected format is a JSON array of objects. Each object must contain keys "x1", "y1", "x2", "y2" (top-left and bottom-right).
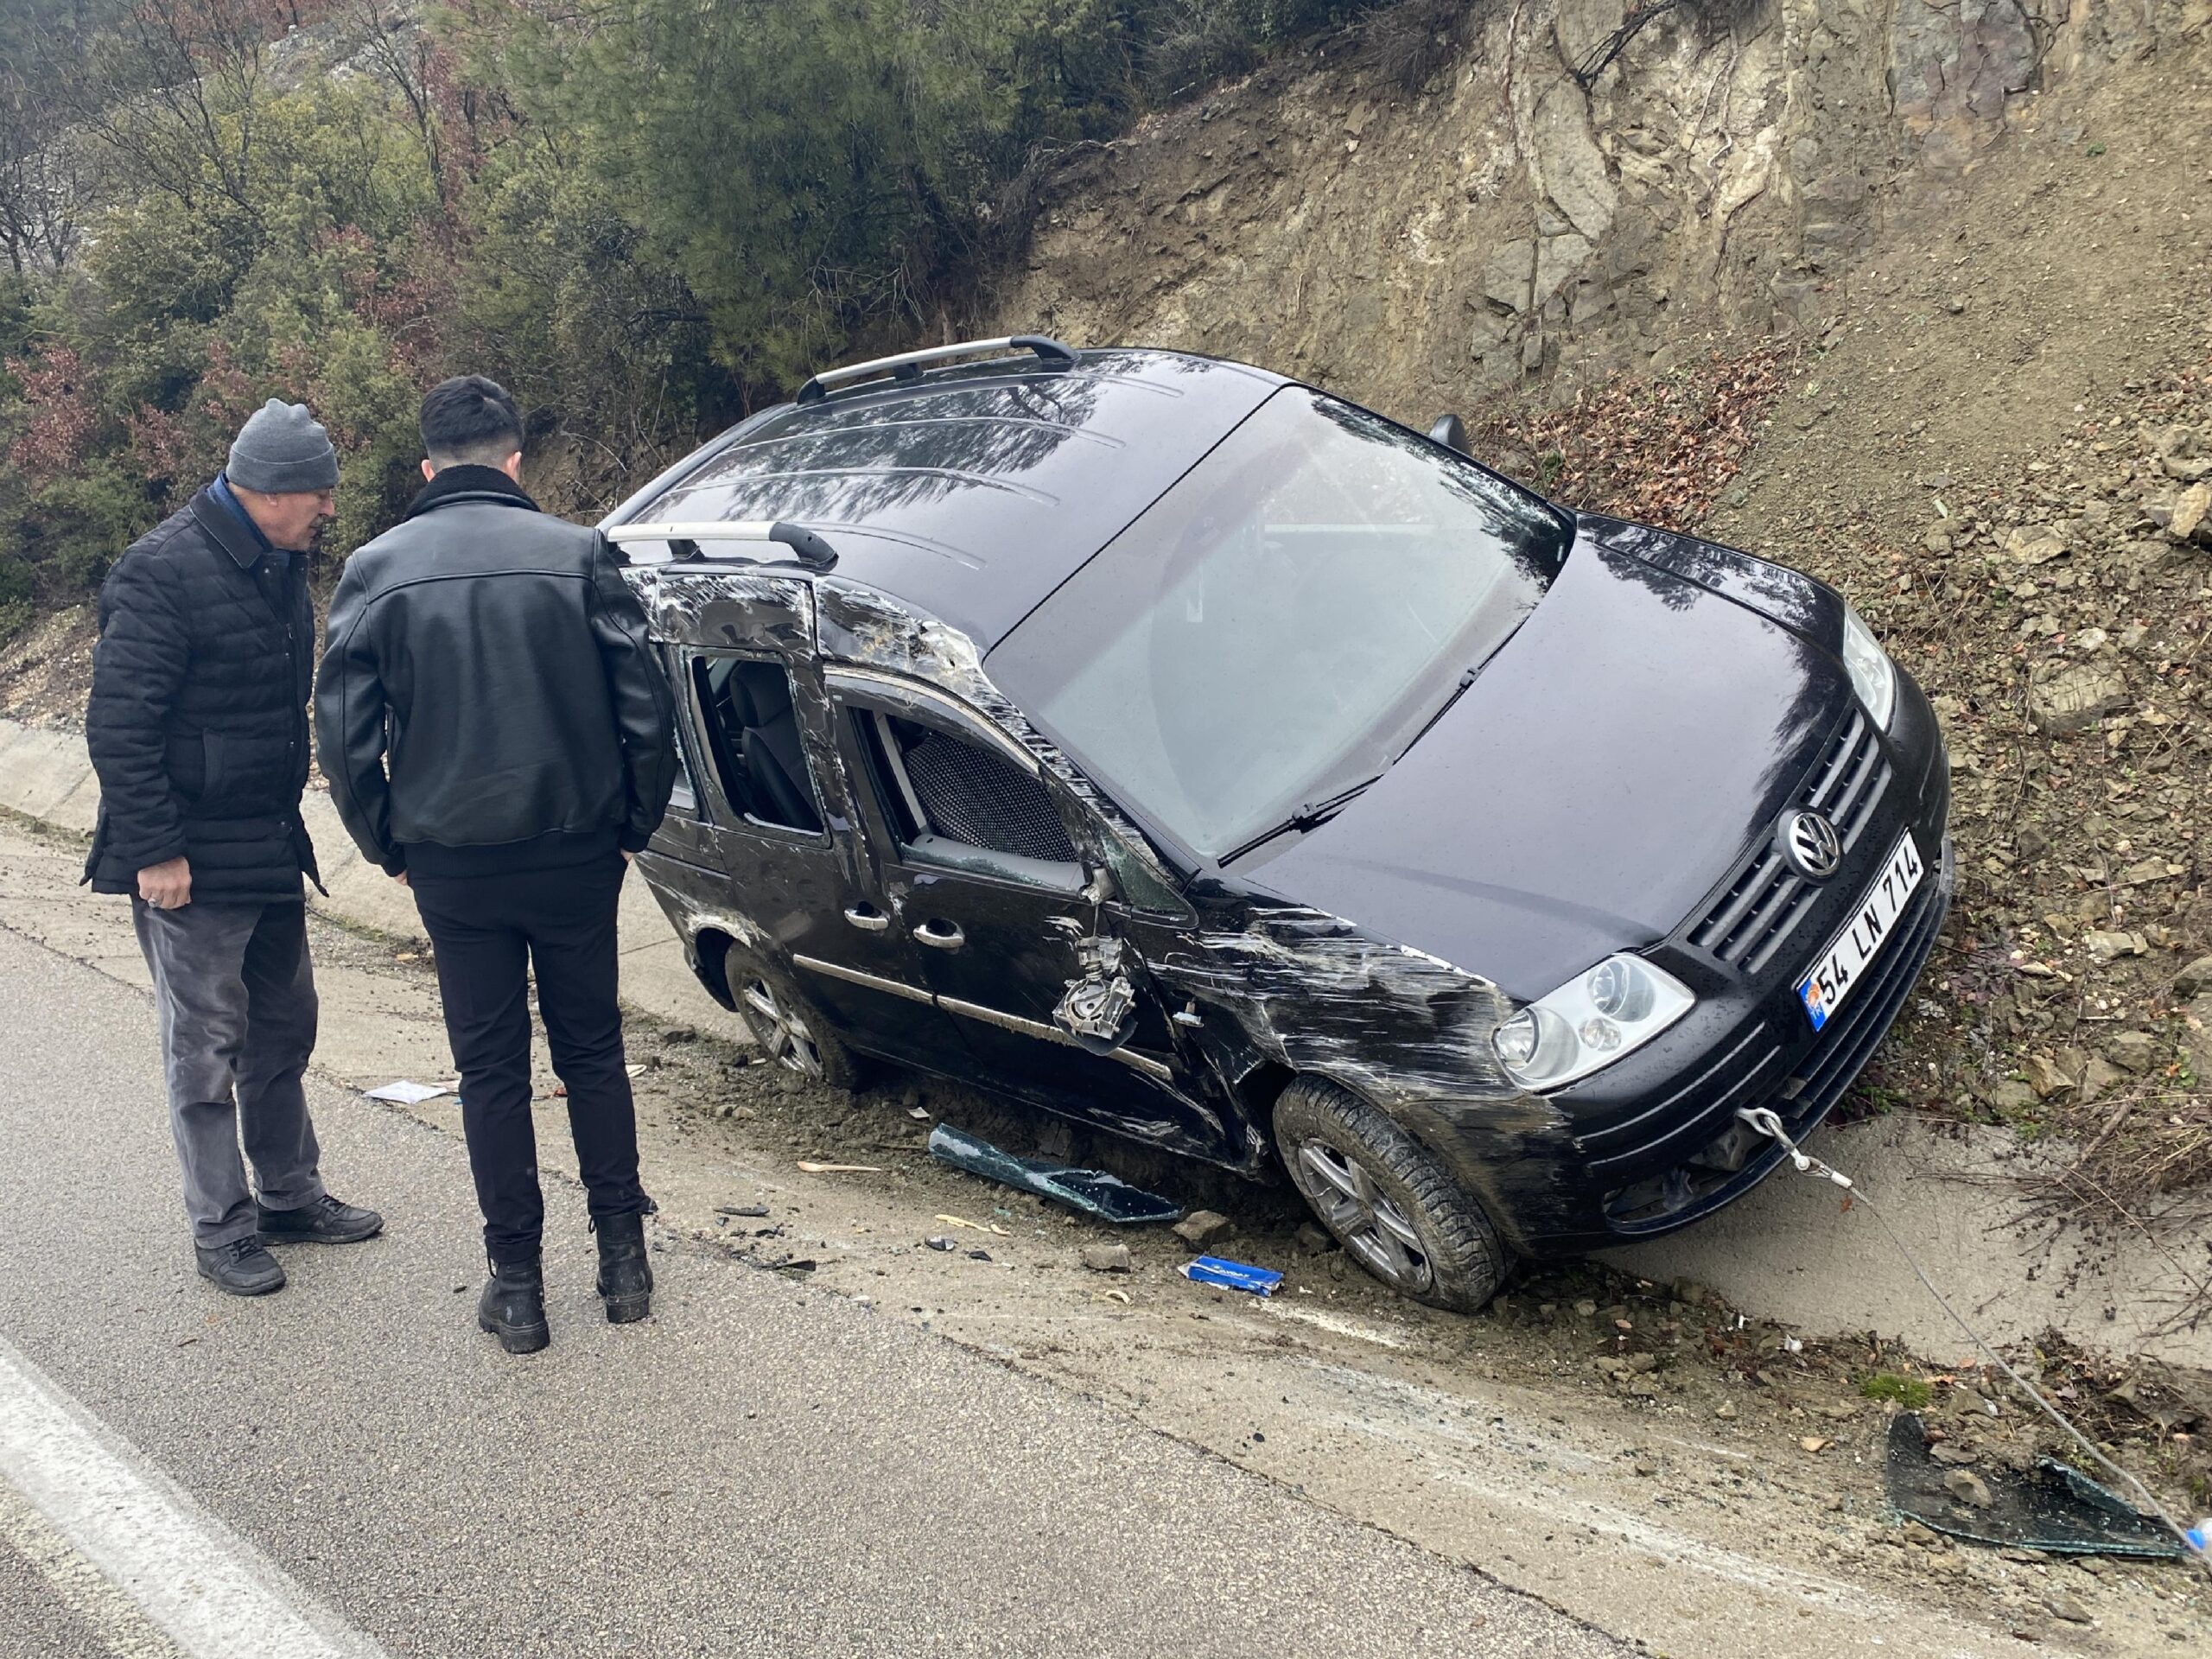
[
  {"x1": 1358, "y1": 0, "x2": 1482, "y2": 93},
  {"x1": 1469, "y1": 344, "x2": 1794, "y2": 529}
]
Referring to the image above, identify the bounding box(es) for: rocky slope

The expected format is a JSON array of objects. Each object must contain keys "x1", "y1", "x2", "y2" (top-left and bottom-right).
[{"x1": 986, "y1": 0, "x2": 2209, "y2": 431}]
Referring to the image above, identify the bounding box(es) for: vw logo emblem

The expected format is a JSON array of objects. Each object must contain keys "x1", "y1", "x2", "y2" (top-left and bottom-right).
[{"x1": 1779, "y1": 810, "x2": 1842, "y2": 880}]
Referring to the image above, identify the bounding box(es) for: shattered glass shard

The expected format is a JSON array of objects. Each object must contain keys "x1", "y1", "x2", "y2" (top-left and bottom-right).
[
  {"x1": 1884, "y1": 1413, "x2": 2187, "y2": 1559},
  {"x1": 926, "y1": 1122, "x2": 1182, "y2": 1225}
]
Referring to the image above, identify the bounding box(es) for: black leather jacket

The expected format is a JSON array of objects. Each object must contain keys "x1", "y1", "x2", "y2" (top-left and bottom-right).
[{"x1": 314, "y1": 467, "x2": 676, "y2": 874}]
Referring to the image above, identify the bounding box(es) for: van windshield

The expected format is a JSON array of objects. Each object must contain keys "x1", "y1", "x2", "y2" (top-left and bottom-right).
[{"x1": 988, "y1": 388, "x2": 1563, "y2": 862}]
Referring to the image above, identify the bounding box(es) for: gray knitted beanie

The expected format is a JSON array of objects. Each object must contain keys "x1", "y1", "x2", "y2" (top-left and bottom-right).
[{"x1": 227, "y1": 399, "x2": 339, "y2": 493}]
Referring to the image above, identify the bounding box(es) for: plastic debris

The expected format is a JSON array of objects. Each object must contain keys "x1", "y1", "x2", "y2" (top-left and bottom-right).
[
  {"x1": 363, "y1": 1080, "x2": 448, "y2": 1104},
  {"x1": 1179, "y1": 1255, "x2": 1282, "y2": 1296},
  {"x1": 1885, "y1": 1413, "x2": 2188, "y2": 1558},
  {"x1": 933, "y1": 1213, "x2": 1009, "y2": 1236},
  {"x1": 926, "y1": 1123, "x2": 1181, "y2": 1225},
  {"x1": 796, "y1": 1161, "x2": 882, "y2": 1173}
]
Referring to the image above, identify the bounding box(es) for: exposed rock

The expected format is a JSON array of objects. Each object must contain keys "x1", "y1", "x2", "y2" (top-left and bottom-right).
[
  {"x1": 2043, "y1": 1592, "x2": 2094, "y2": 1625},
  {"x1": 2080, "y1": 1056, "x2": 2126, "y2": 1099},
  {"x1": 1533, "y1": 233, "x2": 1592, "y2": 309},
  {"x1": 1080, "y1": 1243, "x2": 1132, "y2": 1274},
  {"x1": 2183, "y1": 995, "x2": 2212, "y2": 1084},
  {"x1": 2082, "y1": 930, "x2": 2150, "y2": 963},
  {"x1": 2029, "y1": 664, "x2": 2129, "y2": 734},
  {"x1": 1530, "y1": 82, "x2": 1616, "y2": 242},
  {"x1": 1482, "y1": 238, "x2": 1535, "y2": 315},
  {"x1": 2172, "y1": 480, "x2": 2210, "y2": 543},
  {"x1": 1942, "y1": 1468, "x2": 1996, "y2": 1509},
  {"x1": 1172, "y1": 1209, "x2": 1232, "y2": 1249},
  {"x1": 2173, "y1": 956, "x2": 2212, "y2": 998},
  {"x1": 2023, "y1": 1052, "x2": 2075, "y2": 1098},
  {"x1": 2005, "y1": 524, "x2": 2070, "y2": 565},
  {"x1": 2103, "y1": 1029, "x2": 2159, "y2": 1073}
]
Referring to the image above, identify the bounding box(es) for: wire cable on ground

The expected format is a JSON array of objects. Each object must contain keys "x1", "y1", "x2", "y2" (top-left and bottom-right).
[{"x1": 1733, "y1": 1106, "x2": 2212, "y2": 1578}]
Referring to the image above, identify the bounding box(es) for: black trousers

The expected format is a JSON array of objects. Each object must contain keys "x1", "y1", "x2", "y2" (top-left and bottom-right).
[{"x1": 411, "y1": 855, "x2": 649, "y2": 1265}]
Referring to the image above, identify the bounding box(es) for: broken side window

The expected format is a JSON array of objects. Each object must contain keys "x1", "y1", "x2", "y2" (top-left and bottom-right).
[
  {"x1": 689, "y1": 653, "x2": 824, "y2": 835},
  {"x1": 853, "y1": 707, "x2": 1080, "y2": 887},
  {"x1": 654, "y1": 646, "x2": 701, "y2": 816}
]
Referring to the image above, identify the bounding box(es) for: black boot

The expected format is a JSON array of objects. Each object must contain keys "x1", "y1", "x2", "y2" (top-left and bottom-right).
[
  {"x1": 594, "y1": 1212, "x2": 652, "y2": 1324},
  {"x1": 477, "y1": 1258, "x2": 550, "y2": 1354}
]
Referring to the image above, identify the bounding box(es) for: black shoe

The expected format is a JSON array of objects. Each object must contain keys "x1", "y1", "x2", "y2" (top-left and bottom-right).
[
  {"x1": 594, "y1": 1211, "x2": 653, "y2": 1324},
  {"x1": 257, "y1": 1194, "x2": 384, "y2": 1245},
  {"x1": 478, "y1": 1258, "x2": 550, "y2": 1355},
  {"x1": 196, "y1": 1236, "x2": 286, "y2": 1296}
]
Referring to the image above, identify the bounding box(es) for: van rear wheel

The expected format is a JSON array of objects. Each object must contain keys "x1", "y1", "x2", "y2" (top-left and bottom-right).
[
  {"x1": 723, "y1": 947, "x2": 867, "y2": 1093},
  {"x1": 1274, "y1": 1077, "x2": 1507, "y2": 1313}
]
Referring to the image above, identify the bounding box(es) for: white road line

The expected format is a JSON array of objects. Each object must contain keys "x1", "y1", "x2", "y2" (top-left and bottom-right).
[
  {"x1": 0, "y1": 1477, "x2": 188, "y2": 1659},
  {"x1": 0, "y1": 1333, "x2": 387, "y2": 1659}
]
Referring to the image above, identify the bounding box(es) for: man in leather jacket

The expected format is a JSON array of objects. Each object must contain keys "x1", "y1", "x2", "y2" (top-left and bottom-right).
[
  {"x1": 85, "y1": 399, "x2": 384, "y2": 1296},
  {"x1": 315, "y1": 376, "x2": 677, "y2": 1354}
]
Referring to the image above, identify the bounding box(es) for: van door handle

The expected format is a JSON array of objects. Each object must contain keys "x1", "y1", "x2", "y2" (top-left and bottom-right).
[
  {"x1": 914, "y1": 920, "x2": 965, "y2": 950},
  {"x1": 842, "y1": 906, "x2": 890, "y2": 932}
]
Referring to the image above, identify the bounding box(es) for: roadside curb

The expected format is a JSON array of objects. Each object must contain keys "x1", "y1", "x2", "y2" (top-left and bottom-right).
[{"x1": 0, "y1": 715, "x2": 748, "y2": 1044}]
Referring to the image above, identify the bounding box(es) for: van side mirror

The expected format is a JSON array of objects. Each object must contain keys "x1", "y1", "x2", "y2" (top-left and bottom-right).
[{"x1": 1429, "y1": 413, "x2": 1468, "y2": 454}]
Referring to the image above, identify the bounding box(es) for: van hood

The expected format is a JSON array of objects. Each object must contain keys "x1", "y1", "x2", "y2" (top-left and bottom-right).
[{"x1": 1247, "y1": 525, "x2": 1854, "y2": 1000}]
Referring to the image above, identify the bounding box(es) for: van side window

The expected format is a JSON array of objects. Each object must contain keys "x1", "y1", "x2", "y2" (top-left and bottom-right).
[
  {"x1": 690, "y1": 655, "x2": 823, "y2": 834},
  {"x1": 856, "y1": 709, "x2": 1079, "y2": 884}
]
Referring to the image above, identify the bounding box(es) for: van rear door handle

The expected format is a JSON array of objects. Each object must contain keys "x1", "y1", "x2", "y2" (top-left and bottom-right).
[
  {"x1": 842, "y1": 906, "x2": 890, "y2": 932},
  {"x1": 914, "y1": 920, "x2": 965, "y2": 950}
]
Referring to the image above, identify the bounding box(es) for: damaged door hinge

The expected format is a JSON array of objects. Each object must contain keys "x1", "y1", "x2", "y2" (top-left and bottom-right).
[{"x1": 1050, "y1": 916, "x2": 1139, "y2": 1052}]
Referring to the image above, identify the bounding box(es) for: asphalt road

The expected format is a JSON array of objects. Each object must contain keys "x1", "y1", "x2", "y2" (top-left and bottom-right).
[{"x1": 0, "y1": 920, "x2": 1624, "y2": 1658}]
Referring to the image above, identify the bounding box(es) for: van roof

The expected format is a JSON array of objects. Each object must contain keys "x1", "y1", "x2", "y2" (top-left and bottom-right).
[{"x1": 609, "y1": 347, "x2": 1284, "y2": 648}]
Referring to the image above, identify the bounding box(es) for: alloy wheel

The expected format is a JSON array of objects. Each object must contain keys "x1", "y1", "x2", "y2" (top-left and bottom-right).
[
  {"x1": 741, "y1": 976, "x2": 823, "y2": 1078},
  {"x1": 1293, "y1": 1139, "x2": 1434, "y2": 1294}
]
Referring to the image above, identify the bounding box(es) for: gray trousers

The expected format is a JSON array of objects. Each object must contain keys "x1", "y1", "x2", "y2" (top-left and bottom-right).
[{"x1": 131, "y1": 898, "x2": 324, "y2": 1246}]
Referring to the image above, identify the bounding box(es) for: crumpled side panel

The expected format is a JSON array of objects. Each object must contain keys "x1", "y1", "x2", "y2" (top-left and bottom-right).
[
  {"x1": 631, "y1": 567, "x2": 816, "y2": 654},
  {"x1": 1154, "y1": 905, "x2": 1529, "y2": 1106}
]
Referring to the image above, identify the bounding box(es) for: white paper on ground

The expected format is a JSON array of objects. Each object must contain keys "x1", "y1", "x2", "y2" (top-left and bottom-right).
[{"x1": 363, "y1": 1080, "x2": 449, "y2": 1105}]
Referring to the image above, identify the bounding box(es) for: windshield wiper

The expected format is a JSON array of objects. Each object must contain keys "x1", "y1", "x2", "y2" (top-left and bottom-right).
[
  {"x1": 1402, "y1": 665, "x2": 1483, "y2": 753},
  {"x1": 1219, "y1": 773, "x2": 1384, "y2": 866}
]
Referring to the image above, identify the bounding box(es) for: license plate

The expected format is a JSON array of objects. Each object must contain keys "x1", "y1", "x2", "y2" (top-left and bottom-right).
[{"x1": 1796, "y1": 832, "x2": 1925, "y2": 1032}]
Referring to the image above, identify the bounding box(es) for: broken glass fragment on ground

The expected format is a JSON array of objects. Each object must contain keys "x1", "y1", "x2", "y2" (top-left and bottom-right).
[
  {"x1": 1885, "y1": 1412, "x2": 2187, "y2": 1558},
  {"x1": 1179, "y1": 1255, "x2": 1283, "y2": 1296},
  {"x1": 926, "y1": 1122, "x2": 1181, "y2": 1224}
]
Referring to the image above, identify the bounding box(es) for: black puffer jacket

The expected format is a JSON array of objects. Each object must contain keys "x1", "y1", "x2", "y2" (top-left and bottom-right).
[
  {"x1": 82, "y1": 485, "x2": 319, "y2": 903},
  {"x1": 314, "y1": 466, "x2": 676, "y2": 875}
]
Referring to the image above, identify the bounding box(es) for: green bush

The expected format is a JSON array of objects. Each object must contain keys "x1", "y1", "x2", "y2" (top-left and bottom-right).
[{"x1": 0, "y1": 0, "x2": 1408, "y2": 622}]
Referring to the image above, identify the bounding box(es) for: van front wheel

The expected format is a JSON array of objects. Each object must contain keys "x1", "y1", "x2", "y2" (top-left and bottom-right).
[{"x1": 1274, "y1": 1077, "x2": 1506, "y2": 1313}]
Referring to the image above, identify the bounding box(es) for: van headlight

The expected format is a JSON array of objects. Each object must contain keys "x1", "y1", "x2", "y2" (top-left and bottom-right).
[
  {"x1": 1841, "y1": 604, "x2": 1897, "y2": 729},
  {"x1": 1491, "y1": 955, "x2": 1694, "y2": 1090}
]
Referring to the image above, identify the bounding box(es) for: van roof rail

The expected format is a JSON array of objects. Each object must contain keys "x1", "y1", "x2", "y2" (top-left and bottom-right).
[
  {"x1": 607, "y1": 519, "x2": 837, "y2": 572},
  {"x1": 794, "y1": 336, "x2": 1079, "y2": 406}
]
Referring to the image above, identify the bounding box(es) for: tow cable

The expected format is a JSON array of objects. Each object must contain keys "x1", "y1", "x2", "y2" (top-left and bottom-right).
[{"x1": 1732, "y1": 1105, "x2": 2212, "y2": 1573}]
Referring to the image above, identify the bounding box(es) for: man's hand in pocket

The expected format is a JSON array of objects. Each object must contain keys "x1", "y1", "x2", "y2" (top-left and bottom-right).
[{"x1": 137, "y1": 857, "x2": 192, "y2": 910}]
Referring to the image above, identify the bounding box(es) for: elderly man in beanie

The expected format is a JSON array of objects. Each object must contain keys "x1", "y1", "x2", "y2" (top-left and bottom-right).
[
  {"x1": 84, "y1": 399, "x2": 383, "y2": 1296},
  {"x1": 316, "y1": 376, "x2": 673, "y2": 1355}
]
